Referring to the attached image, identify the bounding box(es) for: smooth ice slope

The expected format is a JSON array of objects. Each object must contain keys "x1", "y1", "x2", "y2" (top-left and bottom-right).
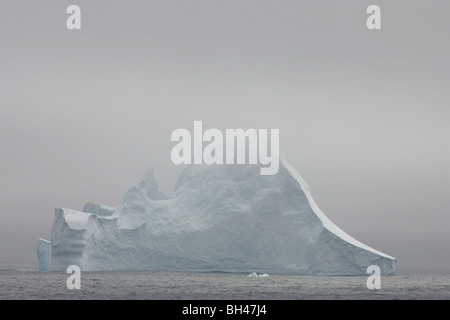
[
  {"x1": 46, "y1": 160, "x2": 396, "y2": 275},
  {"x1": 37, "y1": 238, "x2": 51, "y2": 271}
]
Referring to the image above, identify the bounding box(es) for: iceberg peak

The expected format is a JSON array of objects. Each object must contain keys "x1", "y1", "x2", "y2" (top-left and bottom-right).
[{"x1": 138, "y1": 168, "x2": 167, "y2": 201}]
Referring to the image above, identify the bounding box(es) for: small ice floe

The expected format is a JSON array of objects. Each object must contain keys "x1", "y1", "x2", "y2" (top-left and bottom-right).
[{"x1": 248, "y1": 272, "x2": 270, "y2": 278}]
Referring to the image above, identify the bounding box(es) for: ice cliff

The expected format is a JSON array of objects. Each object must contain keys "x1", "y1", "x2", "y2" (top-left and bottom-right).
[
  {"x1": 42, "y1": 159, "x2": 396, "y2": 275},
  {"x1": 37, "y1": 238, "x2": 51, "y2": 271}
]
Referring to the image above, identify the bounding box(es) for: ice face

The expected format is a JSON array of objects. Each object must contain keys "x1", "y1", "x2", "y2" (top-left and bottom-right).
[
  {"x1": 37, "y1": 238, "x2": 51, "y2": 271},
  {"x1": 45, "y1": 159, "x2": 396, "y2": 275}
]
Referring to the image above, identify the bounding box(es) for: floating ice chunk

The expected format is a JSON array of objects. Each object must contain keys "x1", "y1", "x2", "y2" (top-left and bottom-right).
[
  {"x1": 248, "y1": 272, "x2": 259, "y2": 278},
  {"x1": 259, "y1": 273, "x2": 270, "y2": 278}
]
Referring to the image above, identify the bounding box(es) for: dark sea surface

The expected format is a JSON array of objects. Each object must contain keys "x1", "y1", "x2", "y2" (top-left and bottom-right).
[{"x1": 0, "y1": 264, "x2": 449, "y2": 300}]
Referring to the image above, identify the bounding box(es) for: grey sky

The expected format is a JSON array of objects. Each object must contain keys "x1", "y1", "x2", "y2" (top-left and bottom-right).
[{"x1": 0, "y1": 1, "x2": 449, "y2": 269}]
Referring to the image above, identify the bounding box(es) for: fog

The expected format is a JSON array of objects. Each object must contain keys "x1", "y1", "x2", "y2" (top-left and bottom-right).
[{"x1": 0, "y1": 1, "x2": 449, "y2": 269}]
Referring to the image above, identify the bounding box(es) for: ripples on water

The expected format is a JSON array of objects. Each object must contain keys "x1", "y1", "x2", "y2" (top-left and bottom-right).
[{"x1": 0, "y1": 264, "x2": 449, "y2": 300}]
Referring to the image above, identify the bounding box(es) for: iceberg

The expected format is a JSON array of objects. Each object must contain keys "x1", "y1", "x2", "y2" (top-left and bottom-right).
[
  {"x1": 248, "y1": 272, "x2": 270, "y2": 278},
  {"x1": 37, "y1": 238, "x2": 51, "y2": 271},
  {"x1": 42, "y1": 159, "x2": 396, "y2": 275}
]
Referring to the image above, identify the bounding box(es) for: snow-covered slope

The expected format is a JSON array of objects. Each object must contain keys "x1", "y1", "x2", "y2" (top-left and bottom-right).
[{"x1": 45, "y1": 159, "x2": 396, "y2": 275}]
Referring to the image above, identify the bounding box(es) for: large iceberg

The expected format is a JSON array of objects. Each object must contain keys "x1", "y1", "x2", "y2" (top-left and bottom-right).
[{"x1": 43, "y1": 159, "x2": 396, "y2": 275}]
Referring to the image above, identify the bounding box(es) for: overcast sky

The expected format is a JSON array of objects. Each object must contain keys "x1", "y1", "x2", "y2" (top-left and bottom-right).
[{"x1": 0, "y1": 1, "x2": 449, "y2": 270}]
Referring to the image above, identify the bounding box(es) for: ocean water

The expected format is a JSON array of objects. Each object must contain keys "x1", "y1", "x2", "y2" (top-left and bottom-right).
[{"x1": 0, "y1": 264, "x2": 449, "y2": 300}]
